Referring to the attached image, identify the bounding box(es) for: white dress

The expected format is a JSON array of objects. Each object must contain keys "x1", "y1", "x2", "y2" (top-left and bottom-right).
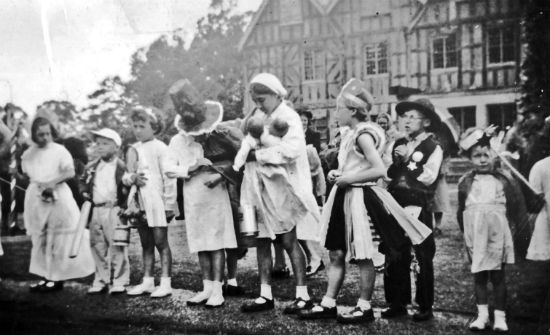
[
  {"x1": 527, "y1": 156, "x2": 550, "y2": 261},
  {"x1": 168, "y1": 133, "x2": 237, "y2": 253},
  {"x1": 253, "y1": 103, "x2": 321, "y2": 241},
  {"x1": 463, "y1": 174, "x2": 515, "y2": 273},
  {"x1": 132, "y1": 140, "x2": 177, "y2": 227},
  {"x1": 22, "y1": 142, "x2": 94, "y2": 281}
]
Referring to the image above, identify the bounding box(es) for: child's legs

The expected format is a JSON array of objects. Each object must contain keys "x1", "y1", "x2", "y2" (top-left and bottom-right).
[
  {"x1": 356, "y1": 259, "x2": 376, "y2": 301},
  {"x1": 280, "y1": 229, "x2": 306, "y2": 286},
  {"x1": 298, "y1": 239, "x2": 311, "y2": 265},
  {"x1": 152, "y1": 227, "x2": 171, "y2": 277},
  {"x1": 137, "y1": 226, "x2": 155, "y2": 277},
  {"x1": 256, "y1": 238, "x2": 273, "y2": 286},
  {"x1": 325, "y1": 250, "x2": 346, "y2": 299},
  {"x1": 273, "y1": 242, "x2": 287, "y2": 270},
  {"x1": 198, "y1": 251, "x2": 213, "y2": 281},
  {"x1": 489, "y1": 267, "x2": 507, "y2": 310},
  {"x1": 225, "y1": 248, "x2": 241, "y2": 280},
  {"x1": 474, "y1": 271, "x2": 489, "y2": 305},
  {"x1": 108, "y1": 208, "x2": 130, "y2": 286},
  {"x1": 89, "y1": 209, "x2": 110, "y2": 286},
  {"x1": 211, "y1": 249, "x2": 225, "y2": 282}
]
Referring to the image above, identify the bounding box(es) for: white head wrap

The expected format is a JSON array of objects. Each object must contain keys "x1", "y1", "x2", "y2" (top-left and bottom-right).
[{"x1": 250, "y1": 73, "x2": 288, "y2": 98}]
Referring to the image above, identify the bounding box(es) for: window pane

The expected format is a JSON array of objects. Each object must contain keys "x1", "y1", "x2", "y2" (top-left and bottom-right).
[
  {"x1": 433, "y1": 38, "x2": 444, "y2": 68},
  {"x1": 489, "y1": 46, "x2": 501, "y2": 63},
  {"x1": 446, "y1": 34, "x2": 457, "y2": 67},
  {"x1": 378, "y1": 43, "x2": 388, "y2": 73},
  {"x1": 366, "y1": 60, "x2": 376, "y2": 75},
  {"x1": 304, "y1": 51, "x2": 313, "y2": 80},
  {"x1": 488, "y1": 103, "x2": 516, "y2": 129}
]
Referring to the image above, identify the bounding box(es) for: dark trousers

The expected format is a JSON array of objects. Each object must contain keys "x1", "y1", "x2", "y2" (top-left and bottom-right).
[{"x1": 384, "y1": 207, "x2": 435, "y2": 311}]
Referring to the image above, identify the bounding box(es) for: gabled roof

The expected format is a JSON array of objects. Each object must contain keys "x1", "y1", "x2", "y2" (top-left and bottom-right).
[{"x1": 238, "y1": 0, "x2": 340, "y2": 51}]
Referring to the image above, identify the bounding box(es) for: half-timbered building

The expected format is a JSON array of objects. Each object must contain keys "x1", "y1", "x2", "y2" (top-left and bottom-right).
[{"x1": 239, "y1": 0, "x2": 523, "y2": 141}]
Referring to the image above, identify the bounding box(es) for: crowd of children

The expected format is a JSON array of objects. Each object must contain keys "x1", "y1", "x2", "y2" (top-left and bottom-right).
[{"x1": 2, "y1": 72, "x2": 550, "y2": 332}]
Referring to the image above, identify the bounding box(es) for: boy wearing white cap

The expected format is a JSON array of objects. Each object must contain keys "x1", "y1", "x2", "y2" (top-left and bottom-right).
[{"x1": 81, "y1": 128, "x2": 130, "y2": 295}]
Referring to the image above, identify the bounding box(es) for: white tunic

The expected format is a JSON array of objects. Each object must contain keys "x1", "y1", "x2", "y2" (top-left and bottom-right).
[
  {"x1": 22, "y1": 142, "x2": 94, "y2": 281},
  {"x1": 254, "y1": 103, "x2": 321, "y2": 241}
]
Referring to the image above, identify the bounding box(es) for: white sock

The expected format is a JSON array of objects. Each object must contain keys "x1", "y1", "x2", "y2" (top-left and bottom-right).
[
  {"x1": 203, "y1": 279, "x2": 213, "y2": 293},
  {"x1": 477, "y1": 304, "x2": 489, "y2": 317},
  {"x1": 227, "y1": 278, "x2": 238, "y2": 287},
  {"x1": 260, "y1": 284, "x2": 272, "y2": 300},
  {"x1": 357, "y1": 299, "x2": 371, "y2": 311},
  {"x1": 320, "y1": 296, "x2": 336, "y2": 308},
  {"x1": 159, "y1": 277, "x2": 171, "y2": 289},
  {"x1": 211, "y1": 281, "x2": 223, "y2": 296},
  {"x1": 296, "y1": 286, "x2": 310, "y2": 301},
  {"x1": 143, "y1": 276, "x2": 154, "y2": 286}
]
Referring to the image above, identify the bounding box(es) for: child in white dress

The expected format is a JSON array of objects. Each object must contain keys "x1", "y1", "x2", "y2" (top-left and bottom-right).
[
  {"x1": 526, "y1": 156, "x2": 550, "y2": 261},
  {"x1": 124, "y1": 107, "x2": 177, "y2": 298},
  {"x1": 457, "y1": 129, "x2": 526, "y2": 332}
]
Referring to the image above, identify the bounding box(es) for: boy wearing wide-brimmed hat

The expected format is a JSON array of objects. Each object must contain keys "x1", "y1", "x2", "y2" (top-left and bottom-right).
[
  {"x1": 81, "y1": 128, "x2": 130, "y2": 295},
  {"x1": 383, "y1": 98, "x2": 443, "y2": 322}
]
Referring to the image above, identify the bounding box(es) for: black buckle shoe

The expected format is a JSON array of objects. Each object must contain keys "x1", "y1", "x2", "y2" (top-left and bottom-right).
[
  {"x1": 306, "y1": 261, "x2": 325, "y2": 277},
  {"x1": 337, "y1": 307, "x2": 375, "y2": 324},
  {"x1": 412, "y1": 309, "x2": 433, "y2": 322},
  {"x1": 29, "y1": 280, "x2": 47, "y2": 293},
  {"x1": 39, "y1": 281, "x2": 63, "y2": 293},
  {"x1": 381, "y1": 306, "x2": 408, "y2": 319},
  {"x1": 297, "y1": 304, "x2": 337, "y2": 320},
  {"x1": 283, "y1": 298, "x2": 313, "y2": 315},
  {"x1": 223, "y1": 284, "x2": 246, "y2": 297},
  {"x1": 241, "y1": 297, "x2": 275, "y2": 313}
]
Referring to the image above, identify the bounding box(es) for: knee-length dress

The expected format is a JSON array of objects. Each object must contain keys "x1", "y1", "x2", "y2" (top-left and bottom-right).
[
  {"x1": 319, "y1": 123, "x2": 432, "y2": 262},
  {"x1": 22, "y1": 142, "x2": 94, "y2": 281},
  {"x1": 169, "y1": 126, "x2": 240, "y2": 253},
  {"x1": 463, "y1": 174, "x2": 514, "y2": 273}
]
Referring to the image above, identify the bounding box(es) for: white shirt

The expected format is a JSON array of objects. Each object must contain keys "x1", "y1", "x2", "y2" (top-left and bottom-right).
[{"x1": 93, "y1": 159, "x2": 118, "y2": 204}]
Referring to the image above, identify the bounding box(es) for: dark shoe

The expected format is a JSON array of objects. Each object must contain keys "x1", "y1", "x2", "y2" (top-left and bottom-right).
[
  {"x1": 205, "y1": 301, "x2": 225, "y2": 309},
  {"x1": 29, "y1": 280, "x2": 47, "y2": 293},
  {"x1": 337, "y1": 307, "x2": 375, "y2": 324},
  {"x1": 381, "y1": 306, "x2": 408, "y2": 319},
  {"x1": 271, "y1": 267, "x2": 290, "y2": 279},
  {"x1": 306, "y1": 261, "x2": 325, "y2": 277},
  {"x1": 223, "y1": 284, "x2": 245, "y2": 297},
  {"x1": 39, "y1": 281, "x2": 63, "y2": 293},
  {"x1": 241, "y1": 297, "x2": 275, "y2": 313},
  {"x1": 298, "y1": 304, "x2": 337, "y2": 320},
  {"x1": 412, "y1": 309, "x2": 433, "y2": 322},
  {"x1": 187, "y1": 299, "x2": 208, "y2": 307},
  {"x1": 283, "y1": 298, "x2": 314, "y2": 315}
]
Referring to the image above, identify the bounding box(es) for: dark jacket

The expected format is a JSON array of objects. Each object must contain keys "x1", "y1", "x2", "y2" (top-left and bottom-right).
[
  {"x1": 387, "y1": 135, "x2": 440, "y2": 207},
  {"x1": 305, "y1": 128, "x2": 321, "y2": 153},
  {"x1": 457, "y1": 169, "x2": 529, "y2": 258},
  {"x1": 80, "y1": 158, "x2": 129, "y2": 209}
]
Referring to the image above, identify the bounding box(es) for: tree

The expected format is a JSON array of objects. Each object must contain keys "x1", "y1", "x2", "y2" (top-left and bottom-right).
[
  {"x1": 80, "y1": 76, "x2": 133, "y2": 131},
  {"x1": 519, "y1": 0, "x2": 550, "y2": 172},
  {"x1": 124, "y1": 0, "x2": 252, "y2": 126}
]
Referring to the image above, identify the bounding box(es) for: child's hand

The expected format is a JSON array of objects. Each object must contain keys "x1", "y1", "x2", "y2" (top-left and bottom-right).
[
  {"x1": 393, "y1": 145, "x2": 407, "y2": 162},
  {"x1": 204, "y1": 175, "x2": 224, "y2": 189},
  {"x1": 335, "y1": 174, "x2": 353, "y2": 188},
  {"x1": 131, "y1": 173, "x2": 148, "y2": 187},
  {"x1": 327, "y1": 170, "x2": 341, "y2": 183},
  {"x1": 165, "y1": 210, "x2": 175, "y2": 222},
  {"x1": 188, "y1": 158, "x2": 213, "y2": 173}
]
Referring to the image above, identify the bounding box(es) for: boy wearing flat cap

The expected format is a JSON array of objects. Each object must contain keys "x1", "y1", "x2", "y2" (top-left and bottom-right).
[
  {"x1": 383, "y1": 98, "x2": 443, "y2": 321},
  {"x1": 81, "y1": 128, "x2": 130, "y2": 295}
]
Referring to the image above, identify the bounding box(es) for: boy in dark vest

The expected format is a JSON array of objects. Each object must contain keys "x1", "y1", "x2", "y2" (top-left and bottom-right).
[
  {"x1": 382, "y1": 99, "x2": 443, "y2": 321},
  {"x1": 81, "y1": 128, "x2": 130, "y2": 295}
]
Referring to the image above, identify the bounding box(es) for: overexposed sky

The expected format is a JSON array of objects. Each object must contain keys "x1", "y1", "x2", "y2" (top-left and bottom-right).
[{"x1": 0, "y1": 0, "x2": 262, "y2": 114}]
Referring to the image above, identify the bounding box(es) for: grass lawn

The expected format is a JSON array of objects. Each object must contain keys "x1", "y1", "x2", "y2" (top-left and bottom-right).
[{"x1": 1, "y1": 184, "x2": 549, "y2": 334}]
